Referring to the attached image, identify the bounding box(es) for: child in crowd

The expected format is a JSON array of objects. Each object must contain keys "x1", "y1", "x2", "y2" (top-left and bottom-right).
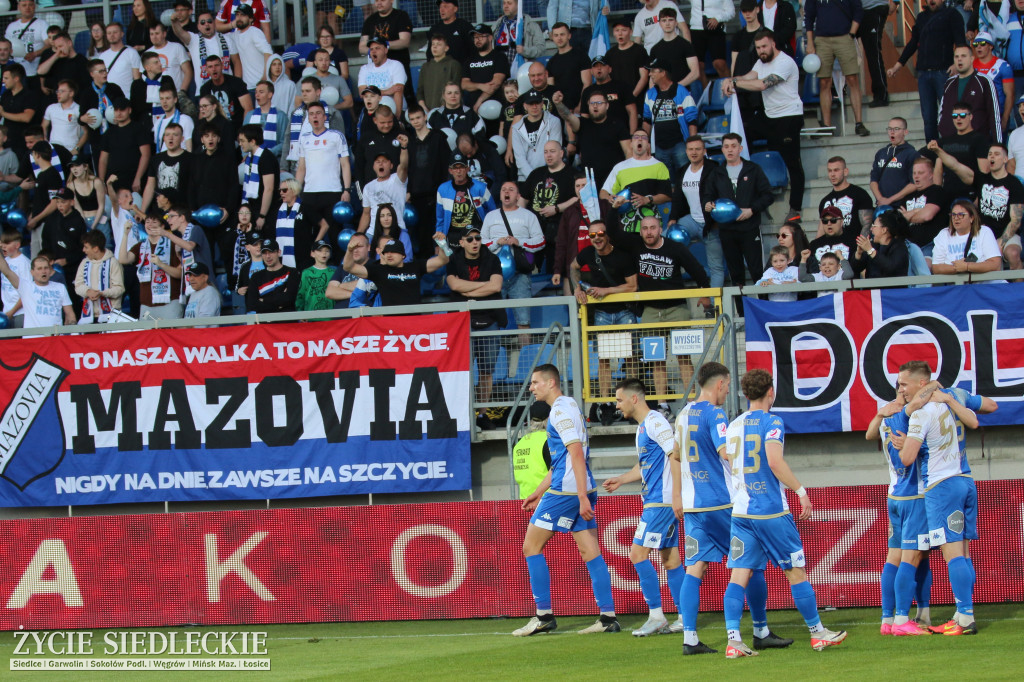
[
  {"x1": 235, "y1": 231, "x2": 266, "y2": 313},
  {"x1": 756, "y1": 245, "x2": 800, "y2": 301},
  {"x1": 499, "y1": 79, "x2": 520, "y2": 139},
  {"x1": 297, "y1": 239, "x2": 335, "y2": 311},
  {"x1": 799, "y1": 250, "x2": 854, "y2": 295}
]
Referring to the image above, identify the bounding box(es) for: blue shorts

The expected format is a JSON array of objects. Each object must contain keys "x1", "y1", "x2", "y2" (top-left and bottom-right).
[
  {"x1": 594, "y1": 308, "x2": 636, "y2": 326},
  {"x1": 888, "y1": 497, "x2": 930, "y2": 551},
  {"x1": 925, "y1": 476, "x2": 978, "y2": 546},
  {"x1": 632, "y1": 506, "x2": 679, "y2": 549},
  {"x1": 531, "y1": 491, "x2": 599, "y2": 533},
  {"x1": 683, "y1": 507, "x2": 732, "y2": 565},
  {"x1": 727, "y1": 515, "x2": 807, "y2": 571}
]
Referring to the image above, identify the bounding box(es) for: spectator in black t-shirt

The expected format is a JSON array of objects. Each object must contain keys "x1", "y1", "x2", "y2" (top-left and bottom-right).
[
  {"x1": 554, "y1": 90, "x2": 630, "y2": 189},
  {"x1": 926, "y1": 102, "x2": 991, "y2": 201},
  {"x1": 580, "y1": 55, "x2": 637, "y2": 133},
  {"x1": 142, "y1": 121, "x2": 191, "y2": 211},
  {"x1": 25, "y1": 141, "x2": 65, "y2": 238},
  {"x1": 522, "y1": 140, "x2": 577, "y2": 271},
  {"x1": 603, "y1": 18, "x2": 650, "y2": 110},
  {"x1": 343, "y1": 231, "x2": 449, "y2": 306},
  {"x1": 246, "y1": 239, "x2": 300, "y2": 313},
  {"x1": 462, "y1": 24, "x2": 509, "y2": 112},
  {"x1": 97, "y1": 98, "x2": 152, "y2": 194},
  {"x1": 406, "y1": 104, "x2": 451, "y2": 253},
  {"x1": 446, "y1": 225, "x2": 506, "y2": 407},
  {"x1": 430, "y1": 0, "x2": 475, "y2": 65},
  {"x1": 43, "y1": 187, "x2": 89, "y2": 310},
  {"x1": 189, "y1": 123, "x2": 241, "y2": 218},
  {"x1": 0, "y1": 63, "x2": 41, "y2": 158},
  {"x1": 648, "y1": 9, "x2": 699, "y2": 90},
  {"x1": 200, "y1": 54, "x2": 252, "y2": 132},
  {"x1": 546, "y1": 23, "x2": 592, "y2": 112},
  {"x1": 806, "y1": 206, "x2": 853, "y2": 273},
  {"x1": 36, "y1": 31, "x2": 91, "y2": 99},
  {"x1": 730, "y1": 1, "x2": 764, "y2": 119},
  {"x1": 896, "y1": 155, "x2": 948, "y2": 253},
  {"x1": 818, "y1": 155, "x2": 875, "y2": 249}
]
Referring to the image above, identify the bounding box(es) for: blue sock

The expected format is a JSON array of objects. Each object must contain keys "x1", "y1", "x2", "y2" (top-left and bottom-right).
[
  {"x1": 790, "y1": 580, "x2": 821, "y2": 629},
  {"x1": 746, "y1": 569, "x2": 768, "y2": 631},
  {"x1": 966, "y1": 556, "x2": 976, "y2": 585},
  {"x1": 915, "y1": 560, "x2": 932, "y2": 608},
  {"x1": 666, "y1": 565, "x2": 685, "y2": 614},
  {"x1": 682, "y1": 573, "x2": 701, "y2": 630},
  {"x1": 525, "y1": 554, "x2": 551, "y2": 611},
  {"x1": 723, "y1": 582, "x2": 745, "y2": 633},
  {"x1": 586, "y1": 556, "x2": 615, "y2": 614},
  {"x1": 894, "y1": 562, "x2": 917, "y2": 618},
  {"x1": 633, "y1": 559, "x2": 661, "y2": 609},
  {"x1": 947, "y1": 556, "x2": 974, "y2": 617},
  {"x1": 881, "y1": 562, "x2": 898, "y2": 618}
]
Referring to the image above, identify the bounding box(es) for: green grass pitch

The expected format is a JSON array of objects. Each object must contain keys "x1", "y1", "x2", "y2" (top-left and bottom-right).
[{"x1": 3, "y1": 603, "x2": 1021, "y2": 680}]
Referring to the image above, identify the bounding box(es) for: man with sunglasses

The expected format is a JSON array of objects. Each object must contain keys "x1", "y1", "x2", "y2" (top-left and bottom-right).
[
  {"x1": 805, "y1": 206, "x2": 852, "y2": 273},
  {"x1": 570, "y1": 220, "x2": 638, "y2": 425},
  {"x1": 930, "y1": 102, "x2": 991, "y2": 202},
  {"x1": 172, "y1": 9, "x2": 240, "y2": 91},
  {"x1": 937, "y1": 45, "x2": 1000, "y2": 143}
]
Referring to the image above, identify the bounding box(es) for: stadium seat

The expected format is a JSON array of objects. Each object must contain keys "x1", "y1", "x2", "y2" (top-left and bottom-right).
[
  {"x1": 705, "y1": 79, "x2": 728, "y2": 113},
  {"x1": 801, "y1": 73, "x2": 820, "y2": 105},
  {"x1": 410, "y1": 64, "x2": 420, "y2": 95},
  {"x1": 74, "y1": 30, "x2": 90, "y2": 57},
  {"x1": 473, "y1": 345, "x2": 509, "y2": 384},
  {"x1": 530, "y1": 304, "x2": 569, "y2": 330},
  {"x1": 702, "y1": 114, "x2": 730, "y2": 147},
  {"x1": 709, "y1": 153, "x2": 725, "y2": 164},
  {"x1": 505, "y1": 344, "x2": 545, "y2": 384},
  {"x1": 750, "y1": 151, "x2": 789, "y2": 191}
]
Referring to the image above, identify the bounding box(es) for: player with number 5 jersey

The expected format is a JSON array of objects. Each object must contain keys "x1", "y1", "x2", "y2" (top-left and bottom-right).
[{"x1": 721, "y1": 369, "x2": 847, "y2": 658}]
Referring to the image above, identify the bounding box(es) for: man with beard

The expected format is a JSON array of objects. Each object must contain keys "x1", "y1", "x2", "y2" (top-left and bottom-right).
[{"x1": 522, "y1": 140, "x2": 576, "y2": 272}]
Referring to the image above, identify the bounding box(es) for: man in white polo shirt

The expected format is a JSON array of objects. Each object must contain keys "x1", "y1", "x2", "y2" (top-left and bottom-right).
[{"x1": 295, "y1": 102, "x2": 352, "y2": 248}]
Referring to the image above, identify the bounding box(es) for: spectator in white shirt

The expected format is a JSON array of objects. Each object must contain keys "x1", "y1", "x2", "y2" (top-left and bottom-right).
[
  {"x1": 101, "y1": 23, "x2": 142, "y2": 95},
  {"x1": 149, "y1": 22, "x2": 192, "y2": 91},
  {"x1": 42, "y1": 79, "x2": 87, "y2": 154},
  {"x1": 357, "y1": 36, "x2": 407, "y2": 118},
  {"x1": 4, "y1": 0, "x2": 48, "y2": 77},
  {"x1": 171, "y1": 9, "x2": 241, "y2": 90},
  {"x1": 232, "y1": 4, "x2": 272, "y2": 90}
]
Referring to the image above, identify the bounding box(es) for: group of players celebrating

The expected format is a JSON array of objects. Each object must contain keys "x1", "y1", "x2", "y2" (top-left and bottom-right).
[{"x1": 514, "y1": 358, "x2": 991, "y2": 657}]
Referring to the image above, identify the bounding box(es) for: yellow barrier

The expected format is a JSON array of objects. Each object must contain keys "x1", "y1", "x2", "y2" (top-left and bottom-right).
[{"x1": 578, "y1": 288, "x2": 725, "y2": 403}]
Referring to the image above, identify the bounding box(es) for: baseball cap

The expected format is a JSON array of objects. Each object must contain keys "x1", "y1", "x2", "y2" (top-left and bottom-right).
[
  {"x1": 381, "y1": 239, "x2": 406, "y2": 256},
  {"x1": 360, "y1": 84, "x2": 382, "y2": 96},
  {"x1": 611, "y1": 17, "x2": 632, "y2": 29},
  {"x1": 235, "y1": 3, "x2": 254, "y2": 16},
  {"x1": 260, "y1": 238, "x2": 281, "y2": 252},
  {"x1": 973, "y1": 31, "x2": 994, "y2": 45},
  {"x1": 529, "y1": 401, "x2": 551, "y2": 421},
  {"x1": 69, "y1": 153, "x2": 90, "y2": 167},
  {"x1": 366, "y1": 35, "x2": 389, "y2": 48},
  {"x1": 820, "y1": 206, "x2": 843, "y2": 221},
  {"x1": 186, "y1": 262, "x2": 210, "y2": 276},
  {"x1": 647, "y1": 57, "x2": 667, "y2": 71},
  {"x1": 55, "y1": 187, "x2": 74, "y2": 201},
  {"x1": 246, "y1": 230, "x2": 263, "y2": 244},
  {"x1": 464, "y1": 225, "x2": 482, "y2": 234},
  {"x1": 522, "y1": 89, "x2": 543, "y2": 104},
  {"x1": 470, "y1": 23, "x2": 492, "y2": 36},
  {"x1": 312, "y1": 239, "x2": 332, "y2": 251},
  {"x1": 591, "y1": 55, "x2": 609, "y2": 67},
  {"x1": 449, "y1": 151, "x2": 468, "y2": 167}
]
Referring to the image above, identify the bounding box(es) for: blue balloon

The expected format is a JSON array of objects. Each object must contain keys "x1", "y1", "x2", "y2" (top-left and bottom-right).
[
  {"x1": 615, "y1": 187, "x2": 632, "y2": 214},
  {"x1": 710, "y1": 198, "x2": 741, "y2": 223},
  {"x1": 5, "y1": 208, "x2": 27, "y2": 230},
  {"x1": 333, "y1": 201, "x2": 355, "y2": 225},
  {"x1": 337, "y1": 228, "x2": 355, "y2": 251},
  {"x1": 191, "y1": 204, "x2": 223, "y2": 228},
  {"x1": 667, "y1": 227, "x2": 686, "y2": 243},
  {"x1": 498, "y1": 244, "x2": 516, "y2": 280},
  {"x1": 403, "y1": 205, "x2": 419, "y2": 228},
  {"x1": 0, "y1": 312, "x2": 9, "y2": 330}
]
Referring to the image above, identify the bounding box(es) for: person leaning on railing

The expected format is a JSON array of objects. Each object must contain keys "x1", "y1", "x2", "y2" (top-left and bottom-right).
[
  {"x1": 929, "y1": 199, "x2": 1003, "y2": 275},
  {"x1": 851, "y1": 209, "x2": 911, "y2": 279}
]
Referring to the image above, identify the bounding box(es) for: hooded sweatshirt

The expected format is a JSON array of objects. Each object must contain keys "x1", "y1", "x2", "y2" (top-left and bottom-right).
[{"x1": 266, "y1": 55, "x2": 297, "y2": 119}]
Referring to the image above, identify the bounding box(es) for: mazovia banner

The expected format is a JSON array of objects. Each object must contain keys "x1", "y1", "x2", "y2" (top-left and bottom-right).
[
  {"x1": 744, "y1": 283, "x2": 1024, "y2": 433},
  {"x1": 0, "y1": 313, "x2": 472, "y2": 506}
]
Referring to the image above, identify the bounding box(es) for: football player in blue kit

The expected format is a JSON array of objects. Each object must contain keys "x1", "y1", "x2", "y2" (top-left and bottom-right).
[
  {"x1": 898, "y1": 361, "x2": 996, "y2": 636},
  {"x1": 672, "y1": 362, "x2": 792, "y2": 655},
  {"x1": 721, "y1": 369, "x2": 847, "y2": 657},
  {"x1": 603, "y1": 378, "x2": 683, "y2": 637},
  {"x1": 514, "y1": 364, "x2": 620, "y2": 636}
]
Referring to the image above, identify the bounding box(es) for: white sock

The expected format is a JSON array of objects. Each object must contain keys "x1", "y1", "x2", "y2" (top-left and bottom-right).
[
  {"x1": 727, "y1": 629, "x2": 742, "y2": 642},
  {"x1": 955, "y1": 612, "x2": 974, "y2": 626},
  {"x1": 649, "y1": 607, "x2": 665, "y2": 621},
  {"x1": 915, "y1": 606, "x2": 930, "y2": 624},
  {"x1": 808, "y1": 622, "x2": 825, "y2": 634},
  {"x1": 600, "y1": 611, "x2": 616, "y2": 618},
  {"x1": 684, "y1": 630, "x2": 698, "y2": 646},
  {"x1": 537, "y1": 609, "x2": 553, "y2": 617},
  {"x1": 894, "y1": 615, "x2": 909, "y2": 626},
  {"x1": 882, "y1": 617, "x2": 894, "y2": 625},
  {"x1": 753, "y1": 625, "x2": 769, "y2": 639}
]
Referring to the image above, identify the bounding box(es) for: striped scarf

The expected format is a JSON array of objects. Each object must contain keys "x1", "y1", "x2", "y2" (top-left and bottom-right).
[
  {"x1": 137, "y1": 236, "x2": 172, "y2": 303},
  {"x1": 144, "y1": 77, "x2": 162, "y2": 116},
  {"x1": 153, "y1": 110, "x2": 181, "y2": 152},
  {"x1": 81, "y1": 258, "x2": 113, "y2": 318},
  {"x1": 276, "y1": 200, "x2": 300, "y2": 267},
  {"x1": 197, "y1": 33, "x2": 231, "y2": 81},
  {"x1": 251, "y1": 107, "x2": 279, "y2": 150},
  {"x1": 242, "y1": 147, "x2": 264, "y2": 201},
  {"x1": 92, "y1": 83, "x2": 111, "y2": 134},
  {"x1": 32, "y1": 149, "x2": 65, "y2": 183}
]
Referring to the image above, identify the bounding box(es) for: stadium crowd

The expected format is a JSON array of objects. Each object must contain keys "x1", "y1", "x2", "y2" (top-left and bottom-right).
[{"x1": 0, "y1": 0, "x2": 1019, "y2": 334}]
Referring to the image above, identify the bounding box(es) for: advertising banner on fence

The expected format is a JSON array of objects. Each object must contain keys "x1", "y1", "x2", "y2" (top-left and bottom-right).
[
  {"x1": 1, "y1": 481, "x2": 1021, "y2": 630},
  {"x1": 0, "y1": 314, "x2": 472, "y2": 506},
  {"x1": 745, "y1": 283, "x2": 1024, "y2": 433}
]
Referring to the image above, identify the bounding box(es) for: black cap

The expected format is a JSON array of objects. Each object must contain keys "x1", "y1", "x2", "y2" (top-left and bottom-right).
[
  {"x1": 245, "y1": 231, "x2": 263, "y2": 244},
  {"x1": 470, "y1": 23, "x2": 492, "y2": 36},
  {"x1": 260, "y1": 238, "x2": 280, "y2": 253},
  {"x1": 522, "y1": 89, "x2": 543, "y2": 103},
  {"x1": 464, "y1": 225, "x2": 482, "y2": 234},
  {"x1": 611, "y1": 17, "x2": 632, "y2": 29},
  {"x1": 381, "y1": 239, "x2": 406, "y2": 256},
  {"x1": 591, "y1": 55, "x2": 609, "y2": 67},
  {"x1": 312, "y1": 239, "x2": 332, "y2": 251},
  {"x1": 235, "y1": 3, "x2": 255, "y2": 16},
  {"x1": 647, "y1": 58, "x2": 667, "y2": 71},
  {"x1": 186, "y1": 262, "x2": 210, "y2": 276},
  {"x1": 449, "y1": 151, "x2": 468, "y2": 167},
  {"x1": 739, "y1": 0, "x2": 758, "y2": 11},
  {"x1": 55, "y1": 187, "x2": 74, "y2": 201},
  {"x1": 366, "y1": 35, "x2": 389, "y2": 48},
  {"x1": 69, "y1": 153, "x2": 90, "y2": 167},
  {"x1": 360, "y1": 84, "x2": 382, "y2": 96},
  {"x1": 529, "y1": 401, "x2": 550, "y2": 421}
]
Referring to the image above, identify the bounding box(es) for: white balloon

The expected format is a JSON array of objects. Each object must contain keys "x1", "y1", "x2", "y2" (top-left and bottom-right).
[
  {"x1": 442, "y1": 127, "x2": 457, "y2": 150},
  {"x1": 321, "y1": 85, "x2": 340, "y2": 107},
  {"x1": 302, "y1": 66, "x2": 317, "y2": 78},
  {"x1": 160, "y1": 9, "x2": 175, "y2": 26},
  {"x1": 489, "y1": 135, "x2": 507, "y2": 155},
  {"x1": 479, "y1": 99, "x2": 503, "y2": 121},
  {"x1": 41, "y1": 12, "x2": 64, "y2": 30},
  {"x1": 379, "y1": 95, "x2": 396, "y2": 114},
  {"x1": 8, "y1": 38, "x2": 25, "y2": 60},
  {"x1": 802, "y1": 53, "x2": 821, "y2": 75},
  {"x1": 517, "y1": 62, "x2": 533, "y2": 94},
  {"x1": 104, "y1": 107, "x2": 117, "y2": 124},
  {"x1": 85, "y1": 108, "x2": 102, "y2": 130}
]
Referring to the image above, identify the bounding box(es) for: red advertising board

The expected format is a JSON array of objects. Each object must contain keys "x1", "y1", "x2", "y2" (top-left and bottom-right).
[{"x1": 1, "y1": 481, "x2": 1022, "y2": 630}]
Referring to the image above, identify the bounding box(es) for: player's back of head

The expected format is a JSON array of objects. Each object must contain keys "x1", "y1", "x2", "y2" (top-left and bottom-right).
[
  {"x1": 697, "y1": 361, "x2": 729, "y2": 388},
  {"x1": 740, "y1": 369, "x2": 773, "y2": 401}
]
